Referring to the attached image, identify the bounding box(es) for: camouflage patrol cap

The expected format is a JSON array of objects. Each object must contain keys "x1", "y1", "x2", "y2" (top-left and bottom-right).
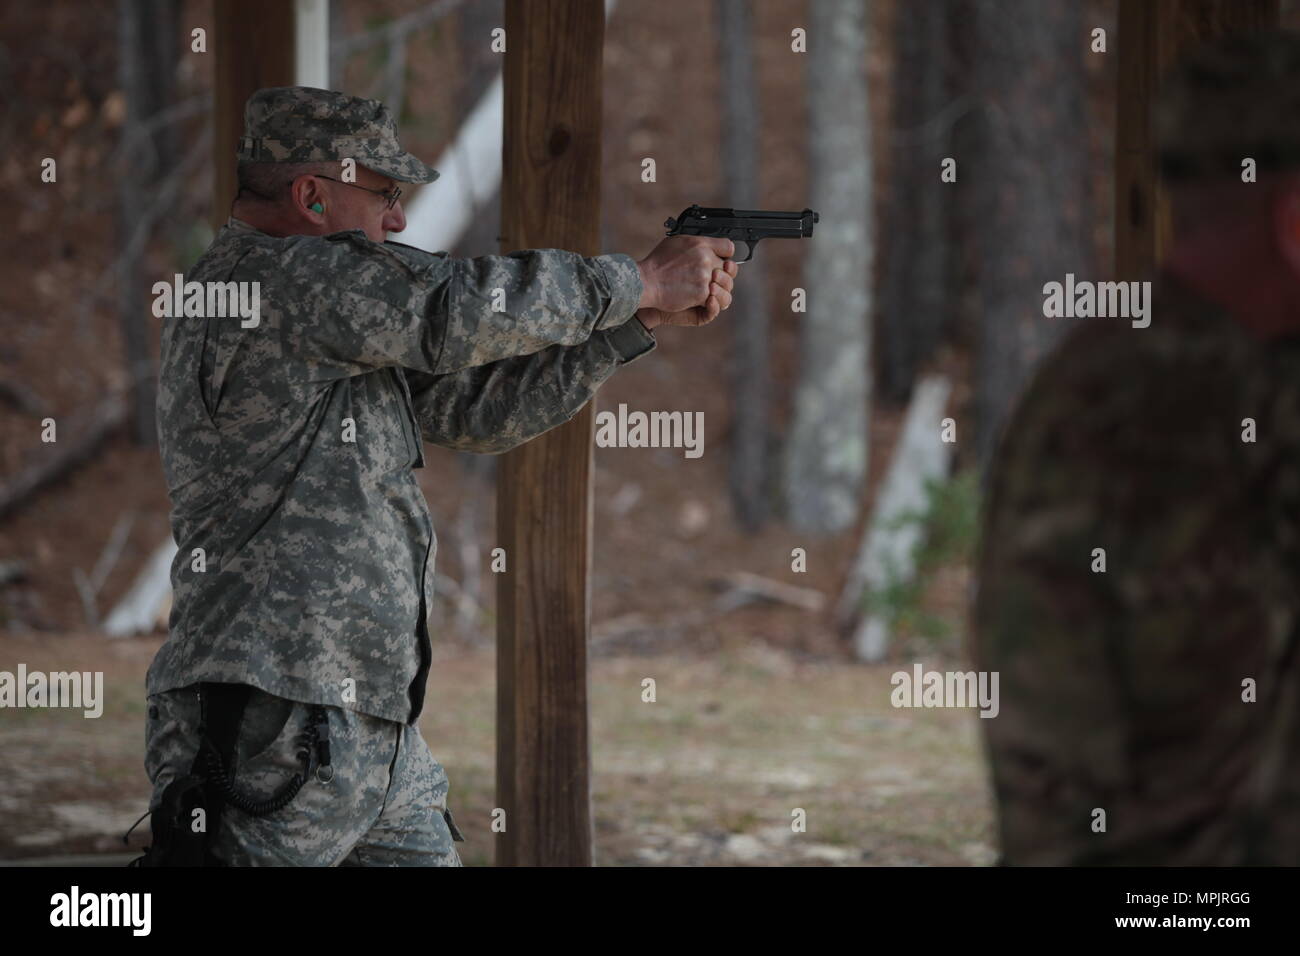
[
  {"x1": 236, "y1": 86, "x2": 439, "y2": 184},
  {"x1": 1158, "y1": 30, "x2": 1300, "y2": 181}
]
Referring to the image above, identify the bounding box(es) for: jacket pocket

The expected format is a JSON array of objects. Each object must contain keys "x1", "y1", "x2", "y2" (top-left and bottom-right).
[{"x1": 389, "y1": 367, "x2": 425, "y2": 469}]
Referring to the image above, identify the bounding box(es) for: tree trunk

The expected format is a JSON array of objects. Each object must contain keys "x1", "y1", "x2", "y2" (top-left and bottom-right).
[
  {"x1": 717, "y1": 0, "x2": 773, "y2": 532},
  {"x1": 116, "y1": 0, "x2": 155, "y2": 446},
  {"x1": 878, "y1": 0, "x2": 952, "y2": 404},
  {"x1": 139, "y1": 0, "x2": 180, "y2": 182},
  {"x1": 783, "y1": 0, "x2": 872, "y2": 536},
  {"x1": 953, "y1": 0, "x2": 1092, "y2": 472}
]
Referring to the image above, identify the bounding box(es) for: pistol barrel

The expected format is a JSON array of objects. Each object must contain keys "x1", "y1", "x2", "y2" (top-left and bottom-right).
[{"x1": 664, "y1": 204, "x2": 819, "y2": 261}]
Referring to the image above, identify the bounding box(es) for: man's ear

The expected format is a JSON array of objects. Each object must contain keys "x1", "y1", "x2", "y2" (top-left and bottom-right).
[
  {"x1": 1274, "y1": 178, "x2": 1300, "y2": 279},
  {"x1": 291, "y1": 174, "x2": 327, "y2": 220}
]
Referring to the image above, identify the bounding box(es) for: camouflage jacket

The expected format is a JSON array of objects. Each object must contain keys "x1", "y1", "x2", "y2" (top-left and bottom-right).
[
  {"x1": 973, "y1": 272, "x2": 1300, "y2": 864},
  {"x1": 148, "y1": 217, "x2": 655, "y2": 724}
]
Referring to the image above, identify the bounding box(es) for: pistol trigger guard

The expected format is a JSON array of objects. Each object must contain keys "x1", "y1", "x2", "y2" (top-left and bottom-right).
[{"x1": 733, "y1": 240, "x2": 756, "y2": 264}]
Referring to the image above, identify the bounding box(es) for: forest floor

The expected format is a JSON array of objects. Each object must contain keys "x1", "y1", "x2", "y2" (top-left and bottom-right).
[{"x1": 0, "y1": 632, "x2": 996, "y2": 866}]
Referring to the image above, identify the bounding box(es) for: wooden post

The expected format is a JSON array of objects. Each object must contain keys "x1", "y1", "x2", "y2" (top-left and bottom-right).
[
  {"x1": 496, "y1": 0, "x2": 605, "y2": 867},
  {"x1": 1115, "y1": 0, "x2": 1279, "y2": 278},
  {"x1": 212, "y1": 0, "x2": 296, "y2": 228}
]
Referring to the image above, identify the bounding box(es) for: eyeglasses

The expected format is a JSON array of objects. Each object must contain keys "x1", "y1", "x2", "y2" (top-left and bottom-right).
[{"x1": 314, "y1": 175, "x2": 403, "y2": 210}]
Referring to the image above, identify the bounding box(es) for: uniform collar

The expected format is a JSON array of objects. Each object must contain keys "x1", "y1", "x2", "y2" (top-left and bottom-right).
[{"x1": 225, "y1": 216, "x2": 261, "y2": 235}]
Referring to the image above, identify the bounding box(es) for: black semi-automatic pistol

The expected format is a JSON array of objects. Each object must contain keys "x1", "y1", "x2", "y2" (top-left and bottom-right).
[{"x1": 663, "y1": 205, "x2": 820, "y2": 263}]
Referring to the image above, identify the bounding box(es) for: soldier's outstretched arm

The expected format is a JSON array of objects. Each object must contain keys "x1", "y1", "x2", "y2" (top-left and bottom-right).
[
  {"x1": 271, "y1": 232, "x2": 644, "y2": 380},
  {"x1": 404, "y1": 317, "x2": 656, "y2": 453}
]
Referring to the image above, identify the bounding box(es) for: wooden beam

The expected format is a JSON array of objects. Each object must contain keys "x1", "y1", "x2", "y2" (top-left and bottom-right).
[
  {"x1": 212, "y1": 0, "x2": 296, "y2": 228},
  {"x1": 1115, "y1": 0, "x2": 1279, "y2": 278},
  {"x1": 497, "y1": 0, "x2": 605, "y2": 867}
]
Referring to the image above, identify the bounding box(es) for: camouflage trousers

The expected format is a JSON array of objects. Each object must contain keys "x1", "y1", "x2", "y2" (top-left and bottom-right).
[{"x1": 145, "y1": 683, "x2": 465, "y2": 866}]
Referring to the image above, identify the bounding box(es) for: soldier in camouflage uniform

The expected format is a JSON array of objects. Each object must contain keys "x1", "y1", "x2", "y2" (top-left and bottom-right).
[
  {"x1": 973, "y1": 31, "x2": 1300, "y2": 865},
  {"x1": 143, "y1": 86, "x2": 738, "y2": 865}
]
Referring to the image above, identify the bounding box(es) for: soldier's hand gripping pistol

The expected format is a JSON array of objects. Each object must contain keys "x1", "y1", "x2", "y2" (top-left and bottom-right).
[{"x1": 663, "y1": 205, "x2": 820, "y2": 263}]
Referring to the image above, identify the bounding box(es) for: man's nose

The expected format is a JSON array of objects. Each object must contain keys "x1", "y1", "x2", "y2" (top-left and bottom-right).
[{"x1": 384, "y1": 201, "x2": 406, "y2": 234}]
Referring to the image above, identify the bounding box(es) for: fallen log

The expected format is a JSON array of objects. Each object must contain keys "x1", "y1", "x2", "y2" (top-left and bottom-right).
[{"x1": 712, "y1": 570, "x2": 826, "y2": 613}]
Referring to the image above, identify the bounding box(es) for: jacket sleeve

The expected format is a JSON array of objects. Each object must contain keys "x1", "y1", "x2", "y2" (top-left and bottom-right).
[
  {"x1": 274, "y1": 231, "x2": 644, "y2": 380},
  {"x1": 405, "y1": 316, "x2": 657, "y2": 453}
]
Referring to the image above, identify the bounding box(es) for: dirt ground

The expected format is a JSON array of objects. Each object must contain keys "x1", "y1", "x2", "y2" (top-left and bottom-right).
[{"x1": 0, "y1": 632, "x2": 995, "y2": 866}]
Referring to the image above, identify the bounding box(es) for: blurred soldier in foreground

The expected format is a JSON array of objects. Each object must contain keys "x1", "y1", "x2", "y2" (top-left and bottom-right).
[
  {"x1": 974, "y1": 31, "x2": 1300, "y2": 865},
  {"x1": 138, "y1": 86, "x2": 738, "y2": 866}
]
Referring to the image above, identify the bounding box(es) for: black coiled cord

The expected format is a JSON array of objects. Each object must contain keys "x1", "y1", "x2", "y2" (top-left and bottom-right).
[{"x1": 203, "y1": 704, "x2": 331, "y2": 817}]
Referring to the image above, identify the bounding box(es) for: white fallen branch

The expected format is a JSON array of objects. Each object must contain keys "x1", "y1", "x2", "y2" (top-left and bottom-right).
[
  {"x1": 837, "y1": 374, "x2": 953, "y2": 661},
  {"x1": 103, "y1": 539, "x2": 177, "y2": 637}
]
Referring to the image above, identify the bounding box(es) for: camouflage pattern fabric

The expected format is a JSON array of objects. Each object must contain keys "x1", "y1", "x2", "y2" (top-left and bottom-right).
[
  {"x1": 972, "y1": 274, "x2": 1300, "y2": 865},
  {"x1": 148, "y1": 217, "x2": 655, "y2": 725},
  {"x1": 145, "y1": 683, "x2": 466, "y2": 866},
  {"x1": 237, "y1": 86, "x2": 440, "y2": 184}
]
